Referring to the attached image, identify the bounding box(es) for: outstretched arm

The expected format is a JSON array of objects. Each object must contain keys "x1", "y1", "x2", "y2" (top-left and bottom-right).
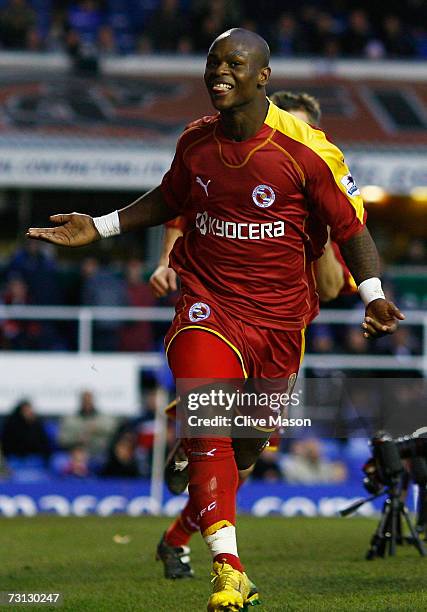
[
  {"x1": 149, "y1": 225, "x2": 183, "y2": 297},
  {"x1": 340, "y1": 226, "x2": 405, "y2": 338},
  {"x1": 27, "y1": 186, "x2": 176, "y2": 247}
]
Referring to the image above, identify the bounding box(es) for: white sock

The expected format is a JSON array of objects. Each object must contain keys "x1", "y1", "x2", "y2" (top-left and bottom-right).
[{"x1": 204, "y1": 525, "x2": 238, "y2": 558}]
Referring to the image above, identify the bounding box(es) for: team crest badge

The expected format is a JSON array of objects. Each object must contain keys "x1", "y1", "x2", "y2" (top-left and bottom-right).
[
  {"x1": 189, "y1": 302, "x2": 211, "y2": 322},
  {"x1": 252, "y1": 184, "x2": 276, "y2": 208}
]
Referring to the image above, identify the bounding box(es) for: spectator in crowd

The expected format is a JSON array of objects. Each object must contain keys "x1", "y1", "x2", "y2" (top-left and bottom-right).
[
  {"x1": 308, "y1": 324, "x2": 335, "y2": 354},
  {"x1": 280, "y1": 438, "x2": 348, "y2": 484},
  {"x1": 100, "y1": 430, "x2": 141, "y2": 478},
  {"x1": 382, "y1": 14, "x2": 416, "y2": 58},
  {"x1": 0, "y1": 276, "x2": 44, "y2": 350},
  {"x1": 61, "y1": 444, "x2": 92, "y2": 478},
  {"x1": 66, "y1": 0, "x2": 105, "y2": 47},
  {"x1": 251, "y1": 449, "x2": 282, "y2": 482},
  {"x1": 58, "y1": 390, "x2": 117, "y2": 461},
  {"x1": 311, "y1": 11, "x2": 342, "y2": 57},
  {"x1": 117, "y1": 373, "x2": 163, "y2": 477},
  {"x1": 0, "y1": 0, "x2": 38, "y2": 50},
  {"x1": 191, "y1": 0, "x2": 242, "y2": 51},
  {"x1": 273, "y1": 13, "x2": 307, "y2": 56},
  {"x1": 6, "y1": 241, "x2": 62, "y2": 306},
  {"x1": 1, "y1": 399, "x2": 51, "y2": 464},
  {"x1": 64, "y1": 0, "x2": 114, "y2": 71},
  {"x1": 142, "y1": 0, "x2": 192, "y2": 54},
  {"x1": 345, "y1": 325, "x2": 370, "y2": 354},
  {"x1": 386, "y1": 326, "x2": 421, "y2": 357},
  {"x1": 80, "y1": 256, "x2": 127, "y2": 351},
  {"x1": 342, "y1": 9, "x2": 375, "y2": 57},
  {"x1": 119, "y1": 258, "x2": 155, "y2": 352},
  {"x1": 399, "y1": 238, "x2": 427, "y2": 265},
  {"x1": 5, "y1": 242, "x2": 67, "y2": 349}
]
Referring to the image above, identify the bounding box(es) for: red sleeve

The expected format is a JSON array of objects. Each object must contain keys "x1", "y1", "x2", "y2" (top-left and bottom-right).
[
  {"x1": 160, "y1": 132, "x2": 191, "y2": 214},
  {"x1": 304, "y1": 140, "x2": 366, "y2": 244}
]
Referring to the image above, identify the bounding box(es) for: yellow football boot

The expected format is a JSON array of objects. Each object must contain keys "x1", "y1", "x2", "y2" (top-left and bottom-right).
[{"x1": 207, "y1": 561, "x2": 260, "y2": 611}]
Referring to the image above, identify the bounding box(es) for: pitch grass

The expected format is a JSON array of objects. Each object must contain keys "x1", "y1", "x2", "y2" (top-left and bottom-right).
[{"x1": 1, "y1": 516, "x2": 427, "y2": 611}]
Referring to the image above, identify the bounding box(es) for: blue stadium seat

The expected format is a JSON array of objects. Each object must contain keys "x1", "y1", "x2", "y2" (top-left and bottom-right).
[
  {"x1": 7, "y1": 455, "x2": 45, "y2": 469},
  {"x1": 7, "y1": 455, "x2": 50, "y2": 482},
  {"x1": 50, "y1": 451, "x2": 70, "y2": 475}
]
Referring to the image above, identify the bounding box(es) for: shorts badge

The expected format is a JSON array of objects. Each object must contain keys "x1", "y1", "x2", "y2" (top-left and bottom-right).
[{"x1": 189, "y1": 302, "x2": 211, "y2": 322}]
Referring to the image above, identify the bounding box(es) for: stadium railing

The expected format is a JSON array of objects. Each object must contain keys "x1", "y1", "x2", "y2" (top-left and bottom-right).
[{"x1": 0, "y1": 305, "x2": 425, "y2": 373}]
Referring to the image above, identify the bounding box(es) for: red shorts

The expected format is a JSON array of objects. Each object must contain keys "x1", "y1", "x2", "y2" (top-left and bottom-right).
[{"x1": 165, "y1": 292, "x2": 305, "y2": 380}]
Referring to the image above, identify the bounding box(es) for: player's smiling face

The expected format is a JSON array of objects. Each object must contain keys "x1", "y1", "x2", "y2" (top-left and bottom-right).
[{"x1": 204, "y1": 37, "x2": 265, "y2": 111}]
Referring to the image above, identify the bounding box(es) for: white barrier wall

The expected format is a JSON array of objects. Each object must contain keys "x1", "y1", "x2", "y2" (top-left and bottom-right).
[{"x1": 0, "y1": 354, "x2": 140, "y2": 415}]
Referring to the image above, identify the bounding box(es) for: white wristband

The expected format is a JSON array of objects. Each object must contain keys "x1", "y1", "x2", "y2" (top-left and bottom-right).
[
  {"x1": 358, "y1": 277, "x2": 385, "y2": 306},
  {"x1": 93, "y1": 211, "x2": 121, "y2": 238}
]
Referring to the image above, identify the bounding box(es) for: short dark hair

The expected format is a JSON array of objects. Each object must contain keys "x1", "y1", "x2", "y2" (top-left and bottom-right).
[{"x1": 270, "y1": 91, "x2": 321, "y2": 125}]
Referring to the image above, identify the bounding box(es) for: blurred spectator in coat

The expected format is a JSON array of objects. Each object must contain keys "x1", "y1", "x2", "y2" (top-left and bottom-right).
[
  {"x1": 0, "y1": 0, "x2": 38, "y2": 50},
  {"x1": 280, "y1": 438, "x2": 347, "y2": 484},
  {"x1": 66, "y1": 0, "x2": 105, "y2": 47},
  {"x1": 0, "y1": 274, "x2": 67, "y2": 350},
  {"x1": 58, "y1": 390, "x2": 117, "y2": 461},
  {"x1": 80, "y1": 256, "x2": 127, "y2": 351},
  {"x1": 100, "y1": 430, "x2": 140, "y2": 478},
  {"x1": 342, "y1": 9, "x2": 375, "y2": 57},
  {"x1": 115, "y1": 373, "x2": 164, "y2": 477},
  {"x1": 382, "y1": 15, "x2": 416, "y2": 58},
  {"x1": 119, "y1": 258, "x2": 155, "y2": 352},
  {"x1": 142, "y1": 0, "x2": 191, "y2": 53},
  {"x1": 273, "y1": 12, "x2": 308, "y2": 56},
  {"x1": 0, "y1": 276, "x2": 43, "y2": 350},
  {"x1": 251, "y1": 449, "x2": 282, "y2": 482},
  {"x1": 6, "y1": 241, "x2": 62, "y2": 306},
  {"x1": 3, "y1": 240, "x2": 68, "y2": 347},
  {"x1": 191, "y1": 0, "x2": 241, "y2": 52},
  {"x1": 1, "y1": 399, "x2": 51, "y2": 464}
]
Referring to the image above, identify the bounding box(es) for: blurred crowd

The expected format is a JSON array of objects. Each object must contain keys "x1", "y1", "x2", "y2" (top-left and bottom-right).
[
  {"x1": 0, "y1": 237, "x2": 425, "y2": 355},
  {"x1": 0, "y1": 387, "x2": 365, "y2": 485},
  {"x1": 0, "y1": 0, "x2": 426, "y2": 59},
  {"x1": 0, "y1": 241, "x2": 168, "y2": 351},
  {"x1": 0, "y1": 379, "x2": 167, "y2": 481}
]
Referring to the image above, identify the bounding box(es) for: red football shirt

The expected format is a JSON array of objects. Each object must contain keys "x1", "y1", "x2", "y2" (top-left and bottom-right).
[{"x1": 161, "y1": 102, "x2": 365, "y2": 331}]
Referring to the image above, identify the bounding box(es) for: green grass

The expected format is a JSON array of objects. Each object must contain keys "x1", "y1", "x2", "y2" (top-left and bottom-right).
[{"x1": 0, "y1": 516, "x2": 426, "y2": 611}]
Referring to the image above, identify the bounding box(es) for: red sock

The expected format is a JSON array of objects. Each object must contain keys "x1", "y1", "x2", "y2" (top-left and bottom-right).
[
  {"x1": 187, "y1": 437, "x2": 238, "y2": 534},
  {"x1": 165, "y1": 499, "x2": 199, "y2": 547},
  {"x1": 165, "y1": 517, "x2": 191, "y2": 548},
  {"x1": 186, "y1": 438, "x2": 244, "y2": 571},
  {"x1": 214, "y1": 553, "x2": 244, "y2": 573}
]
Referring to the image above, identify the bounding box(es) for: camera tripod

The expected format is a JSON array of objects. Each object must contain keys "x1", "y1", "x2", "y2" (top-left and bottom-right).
[{"x1": 366, "y1": 480, "x2": 426, "y2": 560}]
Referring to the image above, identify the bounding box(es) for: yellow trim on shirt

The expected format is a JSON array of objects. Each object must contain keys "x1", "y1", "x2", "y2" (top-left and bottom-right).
[{"x1": 265, "y1": 102, "x2": 365, "y2": 223}]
